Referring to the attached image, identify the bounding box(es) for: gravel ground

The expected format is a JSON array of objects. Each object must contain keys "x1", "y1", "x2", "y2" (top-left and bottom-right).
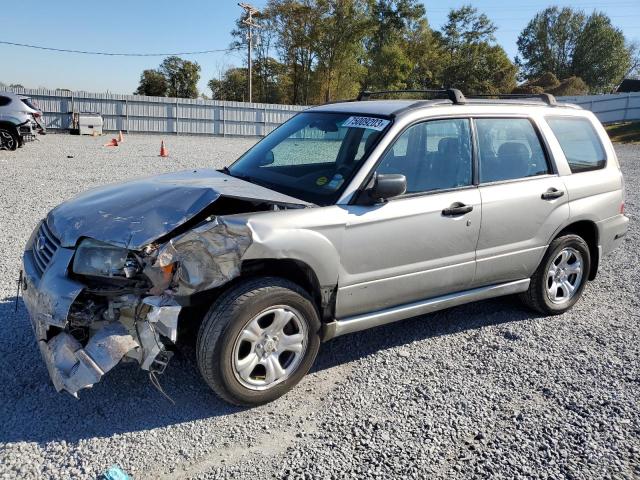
[{"x1": 0, "y1": 134, "x2": 638, "y2": 480}]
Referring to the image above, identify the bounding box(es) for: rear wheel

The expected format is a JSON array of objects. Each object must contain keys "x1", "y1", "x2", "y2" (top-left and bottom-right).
[
  {"x1": 196, "y1": 277, "x2": 321, "y2": 406},
  {"x1": 0, "y1": 128, "x2": 18, "y2": 151},
  {"x1": 521, "y1": 234, "x2": 590, "y2": 315}
]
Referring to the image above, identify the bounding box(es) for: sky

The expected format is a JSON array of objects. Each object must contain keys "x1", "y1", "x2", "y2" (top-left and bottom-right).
[{"x1": 1, "y1": 0, "x2": 639, "y2": 95}]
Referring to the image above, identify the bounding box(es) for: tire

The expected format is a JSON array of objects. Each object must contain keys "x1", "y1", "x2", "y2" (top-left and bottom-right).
[
  {"x1": 0, "y1": 128, "x2": 19, "y2": 151},
  {"x1": 520, "y1": 234, "x2": 591, "y2": 315},
  {"x1": 196, "y1": 277, "x2": 321, "y2": 406}
]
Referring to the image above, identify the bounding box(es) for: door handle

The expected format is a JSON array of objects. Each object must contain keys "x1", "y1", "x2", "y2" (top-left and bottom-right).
[
  {"x1": 541, "y1": 188, "x2": 565, "y2": 200},
  {"x1": 442, "y1": 202, "x2": 473, "y2": 216}
]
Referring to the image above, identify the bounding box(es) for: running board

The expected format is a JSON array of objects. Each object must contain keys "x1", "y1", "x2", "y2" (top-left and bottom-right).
[{"x1": 323, "y1": 279, "x2": 530, "y2": 340}]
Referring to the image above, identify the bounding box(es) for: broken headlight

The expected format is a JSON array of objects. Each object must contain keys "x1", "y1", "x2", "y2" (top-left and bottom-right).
[{"x1": 73, "y1": 239, "x2": 139, "y2": 278}]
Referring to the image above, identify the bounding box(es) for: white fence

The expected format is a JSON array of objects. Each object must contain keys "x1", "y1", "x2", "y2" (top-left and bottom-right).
[
  {"x1": 558, "y1": 92, "x2": 640, "y2": 124},
  {"x1": 0, "y1": 88, "x2": 306, "y2": 137},
  {"x1": 2, "y1": 88, "x2": 639, "y2": 137}
]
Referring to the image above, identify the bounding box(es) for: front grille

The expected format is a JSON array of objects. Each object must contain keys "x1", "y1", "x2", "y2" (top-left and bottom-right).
[{"x1": 32, "y1": 221, "x2": 60, "y2": 276}]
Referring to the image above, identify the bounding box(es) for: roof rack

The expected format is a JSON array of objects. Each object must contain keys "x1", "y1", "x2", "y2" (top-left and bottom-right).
[
  {"x1": 357, "y1": 88, "x2": 466, "y2": 104},
  {"x1": 466, "y1": 93, "x2": 557, "y2": 106}
]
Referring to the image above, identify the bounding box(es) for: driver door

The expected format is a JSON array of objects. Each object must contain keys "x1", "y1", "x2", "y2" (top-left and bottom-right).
[{"x1": 336, "y1": 118, "x2": 481, "y2": 318}]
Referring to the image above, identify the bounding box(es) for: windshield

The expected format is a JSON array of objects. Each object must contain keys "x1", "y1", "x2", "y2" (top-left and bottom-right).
[{"x1": 228, "y1": 112, "x2": 391, "y2": 205}]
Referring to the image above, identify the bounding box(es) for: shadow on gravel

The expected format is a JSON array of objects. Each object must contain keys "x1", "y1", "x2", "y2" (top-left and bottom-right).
[
  {"x1": 0, "y1": 293, "x2": 536, "y2": 445},
  {"x1": 312, "y1": 295, "x2": 537, "y2": 373}
]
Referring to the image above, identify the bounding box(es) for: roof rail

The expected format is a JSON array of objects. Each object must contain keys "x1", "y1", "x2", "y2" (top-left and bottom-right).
[
  {"x1": 357, "y1": 88, "x2": 466, "y2": 105},
  {"x1": 466, "y1": 93, "x2": 557, "y2": 106}
]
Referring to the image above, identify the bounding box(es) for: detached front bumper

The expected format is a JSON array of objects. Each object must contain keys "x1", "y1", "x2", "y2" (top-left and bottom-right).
[{"x1": 22, "y1": 223, "x2": 181, "y2": 397}]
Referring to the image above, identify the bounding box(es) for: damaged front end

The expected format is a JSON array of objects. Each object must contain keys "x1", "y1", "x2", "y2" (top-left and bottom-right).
[{"x1": 22, "y1": 215, "x2": 253, "y2": 397}]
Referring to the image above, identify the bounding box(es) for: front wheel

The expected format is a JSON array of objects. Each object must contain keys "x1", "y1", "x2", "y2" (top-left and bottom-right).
[
  {"x1": 520, "y1": 234, "x2": 590, "y2": 315},
  {"x1": 196, "y1": 277, "x2": 321, "y2": 406}
]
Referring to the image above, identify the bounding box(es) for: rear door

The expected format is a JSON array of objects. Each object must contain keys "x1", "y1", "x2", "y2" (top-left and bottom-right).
[
  {"x1": 473, "y1": 117, "x2": 569, "y2": 286},
  {"x1": 337, "y1": 118, "x2": 481, "y2": 318}
]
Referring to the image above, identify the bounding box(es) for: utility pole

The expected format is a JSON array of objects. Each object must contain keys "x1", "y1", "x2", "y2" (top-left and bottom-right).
[{"x1": 238, "y1": 3, "x2": 260, "y2": 103}]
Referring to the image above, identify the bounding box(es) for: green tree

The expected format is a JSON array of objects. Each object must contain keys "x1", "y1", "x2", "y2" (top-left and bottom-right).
[
  {"x1": 267, "y1": 0, "x2": 324, "y2": 104},
  {"x1": 516, "y1": 7, "x2": 585, "y2": 81},
  {"x1": 134, "y1": 69, "x2": 167, "y2": 96},
  {"x1": 312, "y1": 0, "x2": 370, "y2": 102},
  {"x1": 208, "y1": 68, "x2": 248, "y2": 101},
  {"x1": 440, "y1": 6, "x2": 517, "y2": 94},
  {"x1": 517, "y1": 8, "x2": 631, "y2": 92},
  {"x1": 363, "y1": 0, "x2": 426, "y2": 91},
  {"x1": 572, "y1": 13, "x2": 630, "y2": 92},
  {"x1": 512, "y1": 71, "x2": 589, "y2": 96},
  {"x1": 442, "y1": 4, "x2": 496, "y2": 48},
  {"x1": 404, "y1": 18, "x2": 445, "y2": 90},
  {"x1": 159, "y1": 56, "x2": 201, "y2": 98}
]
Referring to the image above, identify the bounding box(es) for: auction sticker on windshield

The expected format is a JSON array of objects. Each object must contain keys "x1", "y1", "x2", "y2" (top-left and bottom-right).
[{"x1": 342, "y1": 116, "x2": 390, "y2": 131}]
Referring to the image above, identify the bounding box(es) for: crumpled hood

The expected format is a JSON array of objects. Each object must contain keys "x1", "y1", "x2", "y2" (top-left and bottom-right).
[{"x1": 47, "y1": 168, "x2": 309, "y2": 249}]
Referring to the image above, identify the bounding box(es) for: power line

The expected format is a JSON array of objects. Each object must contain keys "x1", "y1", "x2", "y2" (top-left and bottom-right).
[{"x1": 0, "y1": 40, "x2": 240, "y2": 56}]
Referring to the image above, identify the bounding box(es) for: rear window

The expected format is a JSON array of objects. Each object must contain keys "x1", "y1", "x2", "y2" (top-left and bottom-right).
[
  {"x1": 546, "y1": 117, "x2": 606, "y2": 173},
  {"x1": 21, "y1": 98, "x2": 39, "y2": 110}
]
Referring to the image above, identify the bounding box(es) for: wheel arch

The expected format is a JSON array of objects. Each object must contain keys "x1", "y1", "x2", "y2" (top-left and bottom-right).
[
  {"x1": 240, "y1": 258, "x2": 336, "y2": 322},
  {"x1": 0, "y1": 121, "x2": 19, "y2": 133},
  {"x1": 553, "y1": 220, "x2": 599, "y2": 280}
]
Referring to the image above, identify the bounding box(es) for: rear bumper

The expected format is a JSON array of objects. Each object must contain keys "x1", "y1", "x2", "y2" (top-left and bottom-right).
[
  {"x1": 597, "y1": 214, "x2": 629, "y2": 256},
  {"x1": 17, "y1": 120, "x2": 37, "y2": 141}
]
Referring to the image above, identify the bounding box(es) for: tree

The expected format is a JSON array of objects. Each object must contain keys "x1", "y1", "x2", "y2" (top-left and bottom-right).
[
  {"x1": 134, "y1": 70, "x2": 167, "y2": 96},
  {"x1": 363, "y1": 0, "x2": 427, "y2": 91},
  {"x1": 404, "y1": 18, "x2": 445, "y2": 90},
  {"x1": 439, "y1": 6, "x2": 517, "y2": 94},
  {"x1": 517, "y1": 8, "x2": 632, "y2": 92},
  {"x1": 159, "y1": 56, "x2": 201, "y2": 98},
  {"x1": 626, "y1": 41, "x2": 640, "y2": 79},
  {"x1": 572, "y1": 13, "x2": 630, "y2": 92},
  {"x1": 267, "y1": 0, "x2": 324, "y2": 104},
  {"x1": 9, "y1": 83, "x2": 25, "y2": 89},
  {"x1": 209, "y1": 68, "x2": 248, "y2": 101},
  {"x1": 516, "y1": 7, "x2": 584, "y2": 81},
  {"x1": 442, "y1": 4, "x2": 496, "y2": 48},
  {"x1": 551, "y1": 77, "x2": 589, "y2": 96},
  {"x1": 512, "y1": 71, "x2": 589, "y2": 96},
  {"x1": 312, "y1": 0, "x2": 370, "y2": 102}
]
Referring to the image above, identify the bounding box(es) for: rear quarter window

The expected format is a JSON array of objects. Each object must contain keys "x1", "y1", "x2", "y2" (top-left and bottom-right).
[
  {"x1": 0, "y1": 96, "x2": 11, "y2": 107},
  {"x1": 546, "y1": 117, "x2": 606, "y2": 173}
]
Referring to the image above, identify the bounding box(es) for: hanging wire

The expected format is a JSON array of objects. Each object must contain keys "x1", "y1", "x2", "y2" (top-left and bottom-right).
[{"x1": 0, "y1": 40, "x2": 241, "y2": 56}]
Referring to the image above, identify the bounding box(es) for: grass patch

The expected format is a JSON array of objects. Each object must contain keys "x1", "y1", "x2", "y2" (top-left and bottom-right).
[{"x1": 605, "y1": 122, "x2": 640, "y2": 143}]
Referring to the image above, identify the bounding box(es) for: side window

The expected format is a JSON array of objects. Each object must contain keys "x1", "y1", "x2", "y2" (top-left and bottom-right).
[
  {"x1": 376, "y1": 118, "x2": 472, "y2": 193},
  {"x1": 476, "y1": 118, "x2": 550, "y2": 183},
  {"x1": 0, "y1": 96, "x2": 11, "y2": 107},
  {"x1": 546, "y1": 117, "x2": 606, "y2": 173}
]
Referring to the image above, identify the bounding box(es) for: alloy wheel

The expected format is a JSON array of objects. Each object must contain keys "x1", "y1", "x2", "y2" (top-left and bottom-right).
[
  {"x1": 546, "y1": 247, "x2": 584, "y2": 305},
  {"x1": 232, "y1": 306, "x2": 307, "y2": 390}
]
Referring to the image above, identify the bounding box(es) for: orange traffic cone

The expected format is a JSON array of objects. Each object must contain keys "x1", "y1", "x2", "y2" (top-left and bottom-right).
[
  {"x1": 104, "y1": 138, "x2": 119, "y2": 147},
  {"x1": 159, "y1": 140, "x2": 169, "y2": 157},
  {"x1": 118, "y1": 131, "x2": 124, "y2": 143}
]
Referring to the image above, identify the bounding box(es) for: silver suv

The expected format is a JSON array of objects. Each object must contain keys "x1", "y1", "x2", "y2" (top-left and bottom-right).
[
  {"x1": 0, "y1": 91, "x2": 38, "y2": 150},
  {"x1": 21, "y1": 90, "x2": 628, "y2": 406}
]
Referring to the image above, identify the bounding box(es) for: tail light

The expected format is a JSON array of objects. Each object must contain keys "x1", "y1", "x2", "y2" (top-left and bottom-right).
[
  {"x1": 33, "y1": 112, "x2": 41, "y2": 118},
  {"x1": 620, "y1": 201, "x2": 625, "y2": 214}
]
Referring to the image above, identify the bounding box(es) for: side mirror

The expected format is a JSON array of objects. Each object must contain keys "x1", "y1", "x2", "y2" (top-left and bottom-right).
[
  {"x1": 259, "y1": 150, "x2": 275, "y2": 166},
  {"x1": 366, "y1": 173, "x2": 407, "y2": 204}
]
